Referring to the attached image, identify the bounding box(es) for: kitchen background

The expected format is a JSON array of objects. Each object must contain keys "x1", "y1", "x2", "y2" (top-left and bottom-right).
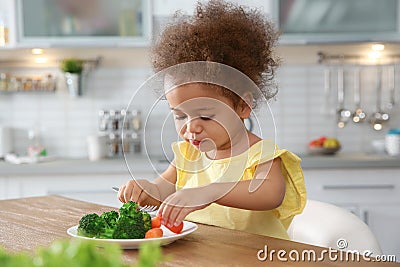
[
  {"x1": 0, "y1": 0, "x2": 399, "y2": 159},
  {"x1": 1, "y1": 61, "x2": 400, "y2": 158}
]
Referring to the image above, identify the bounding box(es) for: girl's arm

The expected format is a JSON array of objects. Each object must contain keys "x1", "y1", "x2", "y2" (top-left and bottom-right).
[
  {"x1": 213, "y1": 158, "x2": 285, "y2": 210},
  {"x1": 118, "y1": 163, "x2": 177, "y2": 206},
  {"x1": 153, "y1": 163, "x2": 178, "y2": 202},
  {"x1": 159, "y1": 158, "x2": 285, "y2": 227}
]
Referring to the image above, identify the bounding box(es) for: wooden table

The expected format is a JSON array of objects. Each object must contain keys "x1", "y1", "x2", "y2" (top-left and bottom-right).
[{"x1": 0, "y1": 195, "x2": 398, "y2": 266}]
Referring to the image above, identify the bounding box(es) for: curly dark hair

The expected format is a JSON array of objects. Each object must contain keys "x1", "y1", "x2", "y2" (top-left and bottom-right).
[{"x1": 151, "y1": 0, "x2": 280, "y2": 102}]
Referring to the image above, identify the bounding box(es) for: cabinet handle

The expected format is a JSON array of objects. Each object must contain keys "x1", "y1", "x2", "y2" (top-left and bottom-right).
[{"x1": 322, "y1": 184, "x2": 395, "y2": 190}]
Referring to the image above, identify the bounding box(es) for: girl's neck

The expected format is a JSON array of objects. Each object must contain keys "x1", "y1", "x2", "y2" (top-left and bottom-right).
[{"x1": 205, "y1": 131, "x2": 261, "y2": 160}]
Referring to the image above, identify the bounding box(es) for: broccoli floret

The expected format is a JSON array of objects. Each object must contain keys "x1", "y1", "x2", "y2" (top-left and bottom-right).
[
  {"x1": 112, "y1": 202, "x2": 148, "y2": 239},
  {"x1": 97, "y1": 225, "x2": 115, "y2": 239},
  {"x1": 112, "y1": 216, "x2": 147, "y2": 239},
  {"x1": 119, "y1": 201, "x2": 140, "y2": 219},
  {"x1": 142, "y1": 211, "x2": 152, "y2": 232},
  {"x1": 77, "y1": 202, "x2": 150, "y2": 240},
  {"x1": 77, "y1": 213, "x2": 106, "y2": 238},
  {"x1": 101, "y1": 210, "x2": 119, "y2": 228},
  {"x1": 95, "y1": 211, "x2": 119, "y2": 239}
]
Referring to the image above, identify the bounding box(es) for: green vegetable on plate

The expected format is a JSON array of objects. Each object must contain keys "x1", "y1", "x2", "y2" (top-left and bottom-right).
[{"x1": 77, "y1": 201, "x2": 152, "y2": 240}]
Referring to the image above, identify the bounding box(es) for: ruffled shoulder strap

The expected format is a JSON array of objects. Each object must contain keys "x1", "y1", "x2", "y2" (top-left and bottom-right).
[{"x1": 272, "y1": 148, "x2": 307, "y2": 228}]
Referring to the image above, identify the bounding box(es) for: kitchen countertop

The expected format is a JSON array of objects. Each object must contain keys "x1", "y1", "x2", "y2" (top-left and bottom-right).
[
  {"x1": 298, "y1": 153, "x2": 400, "y2": 169},
  {"x1": 0, "y1": 153, "x2": 399, "y2": 176},
  {"x1": 0, "y1": 155, "x2": 170, "y2": 176}
]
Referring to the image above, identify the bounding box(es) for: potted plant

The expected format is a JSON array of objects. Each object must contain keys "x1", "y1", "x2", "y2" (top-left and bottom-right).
[{"x1": 61, "y1": 58, "x2": 84, "y2": 97}]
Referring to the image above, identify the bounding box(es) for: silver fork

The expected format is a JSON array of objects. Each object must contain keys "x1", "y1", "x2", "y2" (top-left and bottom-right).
[{"x1": 112, "y1": 187, "x2": 158, "y2": 213}]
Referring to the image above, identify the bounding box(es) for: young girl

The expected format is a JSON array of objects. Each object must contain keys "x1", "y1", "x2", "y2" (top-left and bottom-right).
[{"x1": 118, "y1": 0, "x2": 306, "y2": 240}]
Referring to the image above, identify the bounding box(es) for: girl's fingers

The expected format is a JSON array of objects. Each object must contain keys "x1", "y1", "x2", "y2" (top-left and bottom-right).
[
  {"x1": 123, "y1": 182, "x2": 134, "y2": 203},
  {"x1": 158, "y1": 199, "x2": 171, "y2": 225},
  {"x1": 136, "y1": 188, "x2": 148, "y2": 205},
  {"x1": 118, "y1": 184, "x2": 127, "y2": 203},
  {"x1": 166, "y1": 202, "x2": 183, "y2": 227},
  {"x1": 118, "y1": 180, "x2": 151, "y2": 204},
  {"x1": 117, "y1": 186, "x2": 123, "y2": 202},
  {"x1": 157, "y1": 201, "x2": 165, "y2": 219},
  {"x1": 157, "y1": 199, "x2": 168, "y2": 223},
  {"x1": 130, "y1": 182, "x2": 144, "y2": 203},
  {"x1": 174, "y1": 208, "x2": 187, "y2": 226},
  {"x1": 159, "y1": 196, "x2": 182, "y2": 227}
]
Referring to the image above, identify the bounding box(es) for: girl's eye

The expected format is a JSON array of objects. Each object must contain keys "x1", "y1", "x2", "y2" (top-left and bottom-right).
[
  {"x1": 174, "y1": 114, "x2": 187, "y2": 120},
  {"x1": 200, "y1": 115, "x2": 214, "y2": 121}
]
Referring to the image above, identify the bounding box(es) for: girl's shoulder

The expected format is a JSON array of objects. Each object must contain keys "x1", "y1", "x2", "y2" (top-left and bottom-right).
[
  {"x1": 248, "y1": 139, "x2": 275, "y2": 156},
  {"x1": 247, "y1": 139, "x2": 302, "y2": 167}
]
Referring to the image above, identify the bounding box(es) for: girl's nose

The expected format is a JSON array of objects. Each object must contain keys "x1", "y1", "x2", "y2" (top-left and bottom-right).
[{"x1": 185, "y1": 118, "x2": 202, "y2": 134}]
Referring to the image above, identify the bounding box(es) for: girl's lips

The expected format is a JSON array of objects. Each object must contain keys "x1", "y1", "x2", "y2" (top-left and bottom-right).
[{"x1": 190, "y1": 139, "x2": 201, "y2": 146}]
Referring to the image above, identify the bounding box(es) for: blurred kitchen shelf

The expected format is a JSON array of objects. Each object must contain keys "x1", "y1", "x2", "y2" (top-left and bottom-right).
[
  {"x1": 0, "y1": 153, "x2": 399, "y2": 177},
  {"x1": 0, "y1": 155, "x2": 170, "y2": 176},
  {"x1": 317, "y1": 51, "x2": 400, "y2": 65},
  {"x1": 299, "y1": 152, "x2": 400, "y2": 169},
  {"x1": 0, "y1": 89, "x2": 56, "y2": 94},
  {"x1": 0, "y1": 56, "x2": 102, "y2": 69},
  {"x1": 0, "y1": 73, "x2": 57, "y2": 93}
]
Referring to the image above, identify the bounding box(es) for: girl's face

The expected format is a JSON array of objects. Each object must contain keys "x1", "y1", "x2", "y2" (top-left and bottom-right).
[{"x1": 165, "y1": 83, "x2": 251, "y2": 154}]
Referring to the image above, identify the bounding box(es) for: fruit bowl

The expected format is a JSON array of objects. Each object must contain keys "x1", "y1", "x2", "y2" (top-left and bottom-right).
[
  {"x1": 308, "y1": 146, "x2": 341, "y2": 155},
  {"x1": 308, "y1": 136, "x2": 341, "y2": 155}
]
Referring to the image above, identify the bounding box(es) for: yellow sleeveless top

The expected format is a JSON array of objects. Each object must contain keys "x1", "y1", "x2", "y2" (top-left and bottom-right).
[{"x1": 172, "y1": 140, "x2": 307, "y2": 240}]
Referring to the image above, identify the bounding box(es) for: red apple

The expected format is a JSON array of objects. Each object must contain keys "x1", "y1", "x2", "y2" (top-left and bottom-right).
[{"x1": 309, "y1": 139, "x2": 323, "y2": 147}]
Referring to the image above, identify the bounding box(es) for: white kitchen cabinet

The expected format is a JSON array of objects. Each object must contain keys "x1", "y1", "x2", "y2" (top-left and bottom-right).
[
  {"x1": 0, "y1": 0, "x2": 152, "y2": 48},
  {"x1": 273, "y1": 0, "x2": 400, "y2": 44},
  {"x1": 366, "y1": 204, "x2": 400, "y2": 261},
  {"x1": 303, "y1": 168, "x2": 400, "y2": 260}
]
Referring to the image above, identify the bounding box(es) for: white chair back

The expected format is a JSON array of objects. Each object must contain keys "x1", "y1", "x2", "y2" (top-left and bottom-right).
[{"x1": 287, "y1": 199, "x2": 382, "y2": 255}]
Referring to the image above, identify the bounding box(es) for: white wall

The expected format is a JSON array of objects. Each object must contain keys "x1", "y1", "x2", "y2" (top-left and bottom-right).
[
  {"x1": 1, "y1": 63, "x2": 399, "y2": 159},
  {"x1": 1, "y1": 0, "x2": 399, "y2": 159}
]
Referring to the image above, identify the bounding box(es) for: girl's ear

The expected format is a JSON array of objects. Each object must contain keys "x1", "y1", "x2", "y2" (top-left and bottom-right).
[{"x1": 237, "y1": 92, "x2": 253, "y2": 119}]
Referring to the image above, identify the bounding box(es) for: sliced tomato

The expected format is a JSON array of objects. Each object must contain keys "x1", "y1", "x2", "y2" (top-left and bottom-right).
[
  {"x1": 145, "y1": 228, "x2": 163, "y2": 238},
  {"x1": 165, "y1": 221, "x2": 183, "y2": 234},
  {"x1": 151, "y1": 216, "x2": 162, "y2": 229},
  {"x1": 156, "y1": 215, "x2": 184, "y2": 234}
]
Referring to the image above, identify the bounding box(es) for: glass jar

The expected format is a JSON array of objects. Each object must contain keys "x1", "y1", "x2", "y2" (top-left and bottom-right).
[
  {"x1": 120, "y1": 109, "x2": 131, "y2": 130},
  {"x1": 131, "y1": 110, "x2": 142, "y2": 131},
  {"x1": 131, "y1": 131, "x2": 141, "y2": 153},
  {"x1": 109, "y1": 110, "x2": 121, "y2": 131},
  {"x1": 8, "y1": 77, "x2": 19, "y2": 91},
  {"x1": 121, "y1": 132, "x2": 131, "y2": 154},
  {"x1": 385, "y1": 128, "x2": 400, "y2": 156},
  {"x1": 108, "y1": 133, "x2": 120, "y2": 157},
  {"x1": 45, "y1": 74, "x2": 56, "y2": 91},
  {"x1": 98, "y1": 110, "x2": 109, "y2": 132},
  {"x1": 0, "y1": 73, "x2": 8, "y2": 91}
]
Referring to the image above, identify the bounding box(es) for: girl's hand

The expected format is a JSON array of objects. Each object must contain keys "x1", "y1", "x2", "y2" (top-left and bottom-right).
[
  {"x1": 118, "y1": 179, "x2": 157, "y2": 204},
  {"x1": 157, "y1": 187, "x2": 214, "y2": 228}
]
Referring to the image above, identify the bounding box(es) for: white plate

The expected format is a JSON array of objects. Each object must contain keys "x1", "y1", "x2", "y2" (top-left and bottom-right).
[{"x1": 67, "y1": 221, "x2": 198, "y2": 249}]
